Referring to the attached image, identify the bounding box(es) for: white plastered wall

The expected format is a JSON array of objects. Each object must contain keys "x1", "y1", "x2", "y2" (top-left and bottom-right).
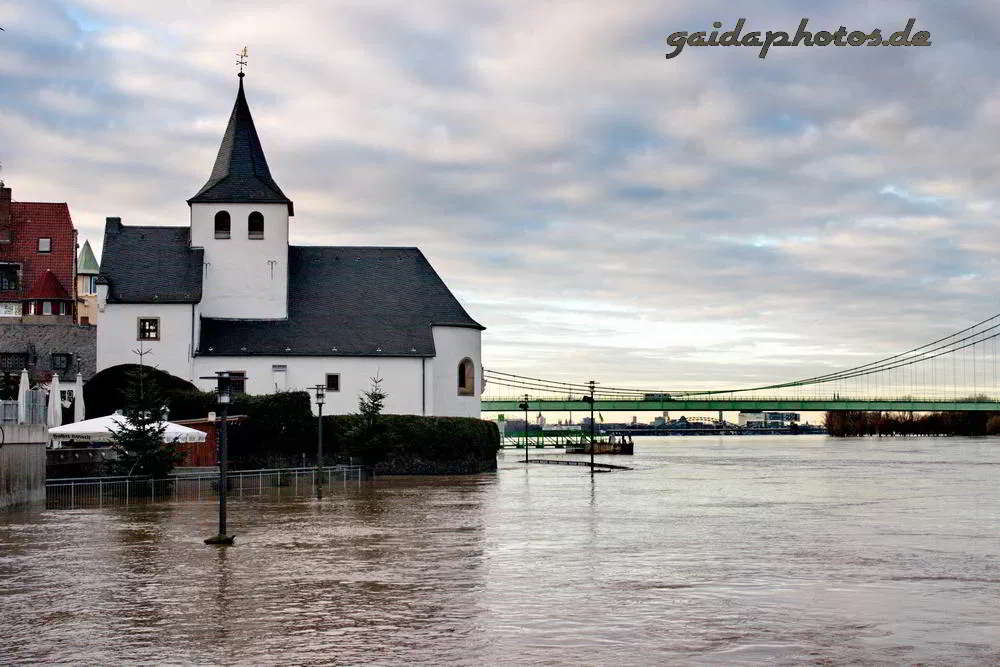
[
  {"x1": 96, "y1": 303, "x2": 195, "y2": 379},
  {"x1": 192, "y1": 355, "x2": 427, "y2": 416},
  {"x1": 189, "y1": 202, "x2": 289, "y2": 319},
  {"x1": 428, "y1": 326, "x2": 482, "y2": 418}
]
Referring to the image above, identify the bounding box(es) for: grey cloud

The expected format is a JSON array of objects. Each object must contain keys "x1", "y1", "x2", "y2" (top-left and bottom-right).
[{"x1": 3, "y1": 0, "x2": 1000, "y2": 391}]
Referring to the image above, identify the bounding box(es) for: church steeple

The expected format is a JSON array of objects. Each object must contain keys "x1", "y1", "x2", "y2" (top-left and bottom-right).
[{"x1": 188, "y1": 74, "x2": 294, "y2": 215}]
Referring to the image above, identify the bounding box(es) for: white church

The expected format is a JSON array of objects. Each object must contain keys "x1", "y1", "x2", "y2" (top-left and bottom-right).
[{"x1": 96, "y1": 72, "x2": 484, "y2": 417}]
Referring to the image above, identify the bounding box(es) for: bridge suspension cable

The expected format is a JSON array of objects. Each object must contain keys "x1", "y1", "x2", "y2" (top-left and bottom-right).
[{"x1": 484, "y1": 311, "x2": 1000, "y2": 400}]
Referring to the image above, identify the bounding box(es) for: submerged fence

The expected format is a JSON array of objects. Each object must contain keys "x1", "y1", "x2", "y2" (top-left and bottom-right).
[{"x1": 45, "y1": 465, "x2": 368, "y2": 510}]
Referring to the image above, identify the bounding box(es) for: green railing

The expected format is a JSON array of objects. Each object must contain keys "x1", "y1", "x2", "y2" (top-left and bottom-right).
[{"x1": 483, "y1": 398, "x2": 1000, "y2": 413}]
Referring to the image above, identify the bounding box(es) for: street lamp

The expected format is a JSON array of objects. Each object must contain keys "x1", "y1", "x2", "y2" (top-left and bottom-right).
[
  {"x1": 311, "y1": 384, "x2": 326, "y2": 498},
  {"x1": 202, "y1": 371, "x2": 240, "y2": 545},
  {"x1": 518, "y1": 395, "x2": 529, "y2": 464},
  {"x1": 584, "y1": 380, "x2": 598, "y2": 473}
]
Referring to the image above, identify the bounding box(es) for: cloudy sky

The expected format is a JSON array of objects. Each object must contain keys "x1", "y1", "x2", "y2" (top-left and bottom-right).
[{"x1": 2, "y1": 1, "x2": 999, "y2": 392}]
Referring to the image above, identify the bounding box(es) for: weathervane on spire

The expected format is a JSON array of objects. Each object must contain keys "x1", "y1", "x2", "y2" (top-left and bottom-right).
[{"x1": 236, "y1": 46, "x2": 248, "y2": 77}]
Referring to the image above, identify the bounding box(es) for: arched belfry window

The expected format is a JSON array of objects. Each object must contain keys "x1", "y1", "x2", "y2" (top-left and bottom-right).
[
  {"x1": 248, "y1": 211, "x2": 264, "y2": 239},
  {"x1": 214, "y1": 211, "x2": 231, "y2": 239},
  {"x1": 458, "y1": 358, "x2": 475, "y2": 396}
]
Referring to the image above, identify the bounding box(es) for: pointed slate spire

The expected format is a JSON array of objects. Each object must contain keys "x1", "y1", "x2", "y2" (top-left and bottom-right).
[
  {"x1": 77, "y1": 240, "x2": 100, "y2": 275},
  {"x1": 188, "y1": 74, "x2": 294, "y2": 215}
]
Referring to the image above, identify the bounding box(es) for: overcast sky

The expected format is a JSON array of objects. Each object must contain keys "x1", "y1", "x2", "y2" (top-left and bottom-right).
[{"x1": 2, "y1": 1, "x2": 999, "y2": 391}]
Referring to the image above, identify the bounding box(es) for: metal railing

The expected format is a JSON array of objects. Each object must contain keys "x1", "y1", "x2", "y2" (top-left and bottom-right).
[{"x1": 45, "y1": 465, "x2": 369, "y2": 510}]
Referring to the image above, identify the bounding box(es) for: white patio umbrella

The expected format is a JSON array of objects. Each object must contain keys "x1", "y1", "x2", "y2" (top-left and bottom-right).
[
  {"x1": 48, "y1": 414, "x2": 208, "y2": 444},
  {"x1": 47, "y1": 373, "x2": 62, "y2": 428},
  {"x1": 16, "y1": 368, "x2": 28, "y2": 424},
  {"x1": 73, "y1": 373, "x2": 85, "y2": 423}
]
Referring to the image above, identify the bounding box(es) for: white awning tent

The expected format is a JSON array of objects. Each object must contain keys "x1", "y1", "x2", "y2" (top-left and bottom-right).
[{"x1": 48, "y1": 414, "x2": 208, "y2": 444}]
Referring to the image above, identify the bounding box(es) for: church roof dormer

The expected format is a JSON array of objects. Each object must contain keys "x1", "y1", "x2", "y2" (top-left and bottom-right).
[{"x1": 188, "y1": 74, "x2": 294, "y2": 215}]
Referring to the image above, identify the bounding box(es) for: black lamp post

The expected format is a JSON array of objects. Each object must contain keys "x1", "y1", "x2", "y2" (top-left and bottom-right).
[
  {"x1": 311, "y1": 384, "x2": 326, "y2": 498},
  {"x1": 203, "y1": 371, "x2": 238, "y2": 545},
  {"x1": 585, "y1": 380, "x2": 597, "y2": 473},
  {"x1": 518, "y1": 395, "x2": 529, "y2": 464}
]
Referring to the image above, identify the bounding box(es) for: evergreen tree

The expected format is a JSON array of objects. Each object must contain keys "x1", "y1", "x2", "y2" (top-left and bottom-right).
[
  {"x1": 349, "y1": 376, "x2": 389, "y2": 464},
  {"x1": 109, "y1": 366, "x2": 182, "y2": 478}
]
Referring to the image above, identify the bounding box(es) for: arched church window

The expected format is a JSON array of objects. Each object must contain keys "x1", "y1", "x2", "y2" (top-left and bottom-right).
[
  {"x1": 457, "y1": 358, "x2": 475, "y2": 396},
  {"x1": 248, "y1": 211, "x2": 264, "y2": 239},
  {"x1": 214, "y1": 211, "x2": 231, "y2": 239}
]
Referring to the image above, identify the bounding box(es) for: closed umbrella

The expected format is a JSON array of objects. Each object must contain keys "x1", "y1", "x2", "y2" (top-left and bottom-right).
[
  {"x1": 73, "y1": 373, "x2": 85, "y2": 423},
  {"x1": 47, "y1": 373, "x2": 62, "y2": 428},
  {"x1": 16, "y1": 368, "x2": 28, "y2": 424}
]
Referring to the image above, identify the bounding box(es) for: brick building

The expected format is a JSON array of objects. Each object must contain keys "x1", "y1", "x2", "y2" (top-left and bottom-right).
[
  {"x1": 0, "y1": 183, "x2": 77, "y2": 321},
  {"x1": 0, "y1": 183, "x2": 95, "y2": 401}
]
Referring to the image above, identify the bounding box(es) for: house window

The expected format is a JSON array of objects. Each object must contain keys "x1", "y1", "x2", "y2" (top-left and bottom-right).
[
  {"x1": 84, "y1": 276, "x2": 98, "y2": 294},
  {"x1": 0, "y1": 226, "x2": 10, "y2": 244},
  {"x1": 137, "y1": 317, "x2": 160, "y2": 340},
  {"x1": 227, "y1": 371, "x2": 246, "y2": 395},
  {"x1": 80, "y1": 316, "x2": 90, "y2": 325},
  {"x1": 458, "y1": 358, "x2": 475, "y2": 396},
  {"x1": 326, "y1": 373, "x2": 340, "y2": 391},
  {"x1": 51, "y1": 353, "x2": 72, "y2": 372},
  {"x1": 0, "y1": 353, "x2": 28, "y2": 372},
  {"x1": 38, "y1": 237, "x2": 51, "y2": 253},
  {"x1": 271, "y1": 364, "x2": 288, "y2": 391},
  {"x1": 42, "y1": 301, "x2": 52, "y2": 315},
  {"x1": 0, "y1": 302, "x2": 19, "y2": 317},
  {"x1": 0, "y1": 265, "x2": 17, "y2": 290},
  {"x1": 214, "y1": 211, "x2": 231, "y2": 239},
  {"x1": 248, "y1": 211, "x2": 264, "y2": 239},
  {"x1": 59, "y1": 302, "x2": 68, "y2": 316}
]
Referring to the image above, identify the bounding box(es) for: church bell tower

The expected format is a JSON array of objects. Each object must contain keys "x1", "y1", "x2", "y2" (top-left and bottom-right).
[{"x1": 188, "y1": 70, "x2": 293, "y2": 319}]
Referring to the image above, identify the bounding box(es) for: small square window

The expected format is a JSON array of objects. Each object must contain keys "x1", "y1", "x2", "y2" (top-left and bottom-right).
[
  {"x1": 42, "y1": 301, "x2": 52, "y2": 315},
  {"x1": 137, "y1": 317, "x2": 160, "y2": 340},
  {"x1": 326, "y1": 374, "x2": 340, "y2": 391},
  {"x1": 227, "y1": 371, "x2": 246, "y2": 395},
  {"x1": 0, "y1": 353, "x2": 28, "y2": 372},
  {"x1": 38, "y1": 238, "x2": 51, "y2": 253},
  {"x1": 51, "y1": 353, "x2": 72, "y2": 371},
  {"x1": 0, "y1": 265, "x2": 18, "y2": 290}
]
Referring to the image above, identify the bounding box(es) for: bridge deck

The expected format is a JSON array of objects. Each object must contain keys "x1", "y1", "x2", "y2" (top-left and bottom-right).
[{"x1": 482, "y1": 398, "x2": 1000, "y2": 412}]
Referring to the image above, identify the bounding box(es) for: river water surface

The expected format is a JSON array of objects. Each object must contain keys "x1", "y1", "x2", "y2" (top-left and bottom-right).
[{"x1": 2, "y1": 435, "x2": 999, "y2": 665}]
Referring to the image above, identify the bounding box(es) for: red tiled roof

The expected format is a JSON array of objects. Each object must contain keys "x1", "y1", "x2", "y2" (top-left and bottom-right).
[{"x1": 24, "y1": 269, "x2": 71, "y2": 300}]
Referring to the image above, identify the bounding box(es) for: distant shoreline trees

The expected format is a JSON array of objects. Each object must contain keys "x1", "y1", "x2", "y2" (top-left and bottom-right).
[{"x1": 826, "y1": 410, "x2": 1000, "y2": 437}]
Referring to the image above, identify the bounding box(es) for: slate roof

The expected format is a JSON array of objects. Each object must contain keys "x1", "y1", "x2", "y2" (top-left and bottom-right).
[
  {"x1": 188, "y1": 75, "x2": 294, "y2": 215},
  {"x1": 199, "y1": 246, "x2": 484, "y2": 357},
  {"x1": 77, "y1": 239, "x2": 100, "y2": 274},
  {"x1": 99, "y1": 218, "x2": 203, "y2": 303},
  {"x1": 24, "y1": 269, "x2": 71, "y2": 300}
]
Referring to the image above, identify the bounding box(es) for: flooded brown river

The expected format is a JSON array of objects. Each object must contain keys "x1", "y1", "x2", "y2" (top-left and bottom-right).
[{"x1": 2, "y1": 435, "x2": 999, "y2": 665}]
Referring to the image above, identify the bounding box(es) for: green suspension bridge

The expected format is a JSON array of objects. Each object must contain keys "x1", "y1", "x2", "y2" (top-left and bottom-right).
[{"x1": 481, "y1": 312, "x2": 1000, "y2": 414}]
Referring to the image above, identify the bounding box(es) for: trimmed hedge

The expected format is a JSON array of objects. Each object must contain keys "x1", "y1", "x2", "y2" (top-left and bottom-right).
[
  {"x1": 165, "y1": 389, "x2": 500, "y2": 470},
  {"x1": 330, "y1": 414, "x2": 501, "y2": 466}
]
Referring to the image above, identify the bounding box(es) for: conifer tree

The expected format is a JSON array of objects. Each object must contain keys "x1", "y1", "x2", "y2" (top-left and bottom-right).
[
  {"x1": 109, "y1": 366, "x2": 182, "y2": 478},
  {"x1": 350, "y1": 375, "x2": 389, "y2": 464}
]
